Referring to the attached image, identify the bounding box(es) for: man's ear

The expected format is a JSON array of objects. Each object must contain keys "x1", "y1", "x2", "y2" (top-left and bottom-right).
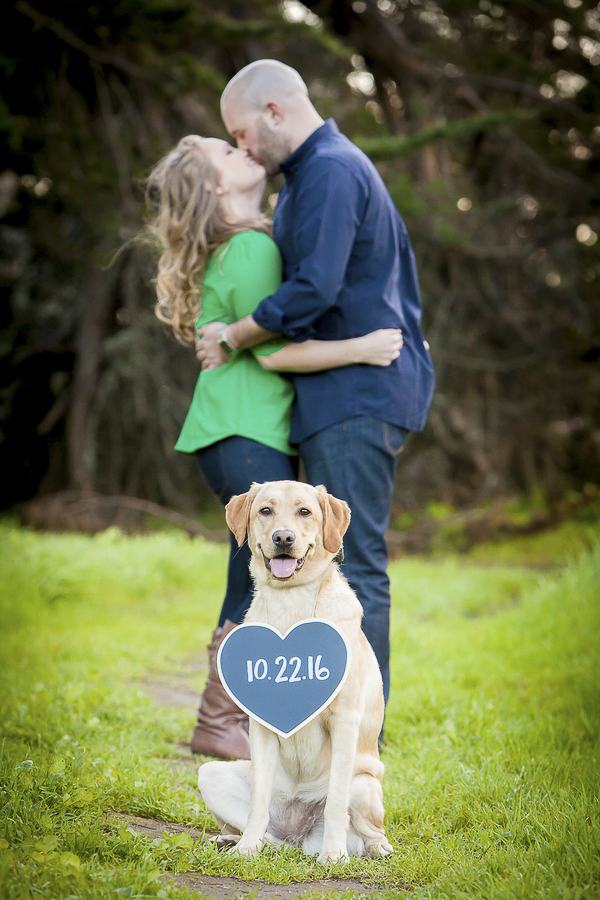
[
  {"x1": 225, "y1": 483, "x2": 261, "y2": 546},
  {"x1": 315, "y1": 485, "x2": 351, "y2": 554},
  {"x1": 264, "y1": 101, "x2": 284, "y2": 125}
]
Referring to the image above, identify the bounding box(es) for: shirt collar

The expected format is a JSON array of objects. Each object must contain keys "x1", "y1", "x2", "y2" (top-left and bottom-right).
[{"x1": 280, "y1": 118, "x2": 339, "y2": 177}]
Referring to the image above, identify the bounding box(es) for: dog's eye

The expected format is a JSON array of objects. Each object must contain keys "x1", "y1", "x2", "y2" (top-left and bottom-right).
[
  {"x1": 259, "y1": 507, "x2": 272, "y2": 516},
  {"x1": 299, "y1": 508, "x2": 312, "y2": 517}
]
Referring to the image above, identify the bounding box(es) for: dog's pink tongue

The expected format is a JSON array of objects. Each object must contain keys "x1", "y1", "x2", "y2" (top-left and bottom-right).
[{"x1": 270, "y1": 557, "x2": 297, "y2": 579}]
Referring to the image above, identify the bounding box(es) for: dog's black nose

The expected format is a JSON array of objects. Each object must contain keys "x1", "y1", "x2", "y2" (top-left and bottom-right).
[{"x1": 272, "y1": 529, "x2": 296, "y2": 549}]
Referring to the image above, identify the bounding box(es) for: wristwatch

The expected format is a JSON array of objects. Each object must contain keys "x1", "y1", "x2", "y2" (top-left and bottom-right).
[{"x1": 217, "y1": 326, "x2": 238, "y2": 355}]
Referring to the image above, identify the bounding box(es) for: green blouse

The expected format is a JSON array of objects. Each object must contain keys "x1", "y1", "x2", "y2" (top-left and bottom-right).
[{"x1": 174, "y1": 231, "x2": 296, "y2": 457}]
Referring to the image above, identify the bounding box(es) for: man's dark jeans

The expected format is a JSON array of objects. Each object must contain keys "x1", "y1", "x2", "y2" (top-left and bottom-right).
[
  {"x1": 300, "y1": 416, "x2": 407, "y2": 704},
  {"x1": 197, "y1": 437, "x2": 296, "y2": 627}
]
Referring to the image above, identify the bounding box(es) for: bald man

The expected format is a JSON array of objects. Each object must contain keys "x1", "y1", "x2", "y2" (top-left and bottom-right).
[{"x1": 197, "y1": 60, "x2": 435, "y2": 712}]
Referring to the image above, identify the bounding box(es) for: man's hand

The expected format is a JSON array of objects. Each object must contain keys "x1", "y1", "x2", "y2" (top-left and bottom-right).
[
  {"x1": 195, "y1": 322, "x2": 230, "y2": 370},
  {"x1": 195, "y1": 316, "x2": 277, "y2": 369}
]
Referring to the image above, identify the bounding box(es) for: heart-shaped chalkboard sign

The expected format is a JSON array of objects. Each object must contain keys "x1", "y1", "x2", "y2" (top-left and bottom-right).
[{"x1": 217, "y1": 619, "x2": 351, "y2": 738}]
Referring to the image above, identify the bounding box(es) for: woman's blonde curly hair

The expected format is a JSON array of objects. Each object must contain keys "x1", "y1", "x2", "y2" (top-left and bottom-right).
[{"x1": 146, "y1": 135, "x2": 271, "y2": 344}]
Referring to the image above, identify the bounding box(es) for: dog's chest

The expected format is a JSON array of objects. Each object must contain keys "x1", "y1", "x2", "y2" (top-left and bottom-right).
[
  {"x1": 275, "y1": 716, "x2": 331, "y2": 795},
  {"x1": 247, "y1": 587, "x2": 322, "y2": 633}
]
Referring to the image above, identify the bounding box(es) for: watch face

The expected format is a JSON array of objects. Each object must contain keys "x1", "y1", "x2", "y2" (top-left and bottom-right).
[{"x1": 218, "y1": 329, "x2": 233, "y2": 353}]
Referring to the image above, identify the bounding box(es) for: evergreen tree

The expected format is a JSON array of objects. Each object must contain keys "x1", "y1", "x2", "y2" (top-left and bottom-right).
[{"x1": 1, "y1": 0, "x2": 598, "y2": 514}]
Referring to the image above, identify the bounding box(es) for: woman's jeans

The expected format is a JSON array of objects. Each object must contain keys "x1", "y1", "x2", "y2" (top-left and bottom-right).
[
  {"x1": 197, "y1": 437, "x2": 297, "y2": 627},
  {"x1": 300, "y1": 416, "x2": 407, "y2": 705}
]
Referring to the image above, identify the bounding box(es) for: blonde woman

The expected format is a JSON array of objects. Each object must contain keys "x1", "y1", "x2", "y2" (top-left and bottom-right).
[{"x1": 147, "y1": 135, "x2": 401, "y2": 761}]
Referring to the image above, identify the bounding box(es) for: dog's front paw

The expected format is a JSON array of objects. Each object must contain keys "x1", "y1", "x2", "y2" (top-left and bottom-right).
[
  {"x1": 318, "y1": 846, "x2": 349, "y2": 864},
  {"x1": 367, "y1": 839, "x2": 394, "y2": 858},
  {"x1": 230, "y1": 842, "x2": 260, "y2": 857}
]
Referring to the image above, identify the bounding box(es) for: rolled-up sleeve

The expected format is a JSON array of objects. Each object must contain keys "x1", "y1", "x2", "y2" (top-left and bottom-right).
[{"x1": 252, "y1": 159, "x2": 366, "y2": 340}]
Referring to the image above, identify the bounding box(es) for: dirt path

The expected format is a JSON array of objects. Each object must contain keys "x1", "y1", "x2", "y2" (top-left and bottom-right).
[
  {"x1": 113, "y1": 812, "x2": 395, "y2": 899},
  {"x1": 169, "y1": 872, "x2": 389, "y2": 898}
]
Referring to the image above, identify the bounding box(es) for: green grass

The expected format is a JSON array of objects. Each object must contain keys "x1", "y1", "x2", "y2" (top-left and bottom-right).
[{"x1": 0, "y1": 515, "x2": 599, "y2": 899}]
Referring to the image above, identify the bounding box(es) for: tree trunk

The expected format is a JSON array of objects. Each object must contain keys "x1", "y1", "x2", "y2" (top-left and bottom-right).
[{"x1": 66, "y1": 264, "x2": 117, "y2": 491}]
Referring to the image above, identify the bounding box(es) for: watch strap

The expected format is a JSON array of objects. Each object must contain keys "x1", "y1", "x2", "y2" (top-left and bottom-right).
[{"x1": 217, "y1": 327, "x2": 237, "y2": 355}]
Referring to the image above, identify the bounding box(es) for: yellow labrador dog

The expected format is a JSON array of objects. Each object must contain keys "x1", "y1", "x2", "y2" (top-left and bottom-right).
[{"x1": 197, "y1": 480, "x2": 392, "y2": 862}]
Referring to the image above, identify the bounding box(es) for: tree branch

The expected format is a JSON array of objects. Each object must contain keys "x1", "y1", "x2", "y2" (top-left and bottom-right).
[{"x1": 15, "y1": 1, "x2": 148, "y2": 80}]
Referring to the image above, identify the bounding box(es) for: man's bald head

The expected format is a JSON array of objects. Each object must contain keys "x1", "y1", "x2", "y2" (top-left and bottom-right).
[{"x1": 221, "y1": 60, "x2": 309, "y2": 117}]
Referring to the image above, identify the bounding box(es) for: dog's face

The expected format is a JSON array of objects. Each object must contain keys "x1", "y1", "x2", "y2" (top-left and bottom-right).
[{"x1": 225, "y1": 481, "x2": 350, "y2": 586}]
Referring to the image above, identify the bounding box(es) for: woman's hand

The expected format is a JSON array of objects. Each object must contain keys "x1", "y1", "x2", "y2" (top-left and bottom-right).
[
  {"x1": 258, "y1": 328, "x2": 403, "y2": 373},
  {"x1": 355, "y1": 328, "x2": 403, "y2": 366}
]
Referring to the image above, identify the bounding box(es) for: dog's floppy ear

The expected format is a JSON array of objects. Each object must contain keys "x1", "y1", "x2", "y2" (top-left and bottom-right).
[
  {"x1": 225, "y1": 483, "x2": 261, "y2": 546},
  {"x1": 315, "y1": 485, "x2": 351, "y2": 554}
]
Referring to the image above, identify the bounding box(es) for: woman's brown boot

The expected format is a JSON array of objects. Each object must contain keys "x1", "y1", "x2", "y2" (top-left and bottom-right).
[{"x1": 190, "y1": 620, "x2": 251, "y2": 760}]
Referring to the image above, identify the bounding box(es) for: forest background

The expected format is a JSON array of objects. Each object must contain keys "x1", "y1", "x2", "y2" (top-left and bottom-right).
[{"x1": 2, "y1": 0, "x2": 599, "y2": 527}]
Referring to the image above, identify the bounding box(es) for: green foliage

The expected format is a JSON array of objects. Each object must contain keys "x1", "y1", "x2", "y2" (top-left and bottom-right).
[
  {"x1": 0, "y1": 98, "x2": 29, "y2": 152},
  {"x1": 469, "y1": 500, "x2": 600, "y2": 567},
  {"x1": 355, "y1": 109, "x2": 535, "y2": 162},
  {"x1": 0, "y1": 519, "x2": 598, "y2": 898},
  {"x1": 390, "y1": 491, "x2": 600, "y2": 558}
]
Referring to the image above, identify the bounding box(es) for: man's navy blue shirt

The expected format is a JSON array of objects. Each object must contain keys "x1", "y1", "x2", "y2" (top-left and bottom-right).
[{"x1": 252, "y1": 119, "x2": 435, "y2": 445}]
